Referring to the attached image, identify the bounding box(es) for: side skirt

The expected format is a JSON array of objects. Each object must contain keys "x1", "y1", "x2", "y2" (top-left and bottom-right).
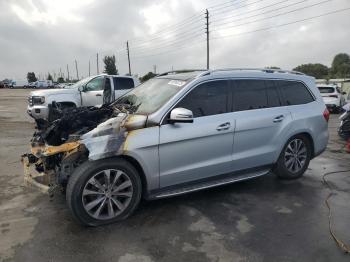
[{"x1": 146, "y1": 166, "x2": 272, "y2": 200}]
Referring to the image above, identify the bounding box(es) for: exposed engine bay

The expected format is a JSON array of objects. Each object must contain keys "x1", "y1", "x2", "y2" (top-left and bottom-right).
[{"x1": 22, "y1": 101, "x2": 147, "y2": 194}]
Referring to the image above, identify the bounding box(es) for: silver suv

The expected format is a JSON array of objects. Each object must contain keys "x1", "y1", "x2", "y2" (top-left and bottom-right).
[{"x1": 23, "y1": 69, "x2": 329, "y2": 226}]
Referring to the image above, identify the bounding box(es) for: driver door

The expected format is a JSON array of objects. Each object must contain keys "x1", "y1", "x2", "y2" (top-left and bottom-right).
[
  {"x1": 81, "y1": 76, "x2": 105, "y2": 106},
  {"x1": 159, "y1": 80, "x2": 235, "y2": 188}
]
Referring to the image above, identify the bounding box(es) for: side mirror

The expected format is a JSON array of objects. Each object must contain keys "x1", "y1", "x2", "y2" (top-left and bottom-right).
[
  {"x1": 78, "y1": 86, "x2": 85, "y2": 92},
  {"x1": 342, "y1": 92, "x2": 347, "y2": 95},
  {"x1": 169, "y1": 108, "x2": 193, "y2": 123}
]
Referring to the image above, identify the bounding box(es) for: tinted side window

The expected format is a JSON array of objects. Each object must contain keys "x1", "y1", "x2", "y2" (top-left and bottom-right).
[
  {"x1": 277, "y1": 81, "x2": 314, "y2": 105},
  {"x1": 177, "y1": 80, "x2": 229, "y2": 117},
  {"x1": 265, "y1": 80, "x2": 282, "y2": 107},
  {"x1": 233, "y1": 80, "x2": 268, "y2": 111},
  {"x1": 114, "y1": 78, "x2": 134, "y2": 90}
]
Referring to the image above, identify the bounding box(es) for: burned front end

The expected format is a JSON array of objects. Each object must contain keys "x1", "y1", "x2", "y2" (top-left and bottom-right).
[{"x1": 22, "y1": 103, "x2": 146, "y2": 195}]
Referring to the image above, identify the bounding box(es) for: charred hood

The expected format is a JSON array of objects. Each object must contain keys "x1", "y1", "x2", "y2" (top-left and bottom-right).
[{"x1": 32, "y1": 103, "x2": 146, "y2": 146}]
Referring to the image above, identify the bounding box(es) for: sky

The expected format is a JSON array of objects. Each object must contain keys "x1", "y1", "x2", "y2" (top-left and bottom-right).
[{"x1": 0, "y1": 0, "x2": 349, "y2": 80}]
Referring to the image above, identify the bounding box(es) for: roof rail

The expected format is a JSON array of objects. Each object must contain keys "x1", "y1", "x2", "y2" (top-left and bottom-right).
[
  {"x1": 204, "y1": 68, "x2": 305, "y2": 76},
  {"x1": 157, "y1": 69, "x2": 207, "y2": 77}
]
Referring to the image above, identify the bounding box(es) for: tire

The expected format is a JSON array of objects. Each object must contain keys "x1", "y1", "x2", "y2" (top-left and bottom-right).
[
  {"x1": 273, "y1": 135, "x2": 312, "y2": 180},
  {"x1": 66, "y1": 157, "x2": 142, "y2": 226}
]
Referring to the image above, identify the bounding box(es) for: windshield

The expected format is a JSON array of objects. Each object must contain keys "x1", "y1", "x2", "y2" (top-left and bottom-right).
[
  {"x1": 64, "y1": 76, "x2": 95, "y2": 89},
  {"x1": 318, "y1": 86, "x2": 335, "y2": 93},
  {"x1": 115, "y1": 78, "x2": 188, "y2": 114}
]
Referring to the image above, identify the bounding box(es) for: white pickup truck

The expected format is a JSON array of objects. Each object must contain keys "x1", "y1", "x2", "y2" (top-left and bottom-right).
[{"x1": 27, "y1": 74, "x2": 140, "y2": 121}]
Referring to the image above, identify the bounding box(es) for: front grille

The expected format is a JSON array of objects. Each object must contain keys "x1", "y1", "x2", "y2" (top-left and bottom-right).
[{"x1": 28, "y1": 96, "x2": 33, "y2": 106}]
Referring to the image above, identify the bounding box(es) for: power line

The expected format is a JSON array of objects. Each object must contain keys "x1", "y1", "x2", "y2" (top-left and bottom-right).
[
  {"x1": 210, "y1": 0, "x2": 301, "y2": 23},
  {"x1": 207, "y1": 0, "x2": 248, "y2": 11},
  {"x1": 211, "y1": 7, "x2": 350, "y2": 40},
  {"x1": 131, "y1": 38, "x2": 206, "y2": 59},
  {"x1": 128, "y1": 13, "x2": 204, "y2": 44},
  {"x1": 209, "y1": 0, "x2": 265, "y2": 14},
  {"x1": 207, "y1": 0, "x2": 241, "y2": 9},
  {"x1": 129, "y1": 23, "x2": 203, "y2": 51},
  {"x1": 212, "y1": 0, "x2": 330, "y2": 31},
  {"x1": 130, "y1": 16, "x2": 203, "y2": 45},
  {"x1": 131, "y1": 33, "x2": 204, "y2": 57}
]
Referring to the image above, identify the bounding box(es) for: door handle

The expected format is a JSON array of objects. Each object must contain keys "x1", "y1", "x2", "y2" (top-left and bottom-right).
[
  {"x1": 96, "y1": 94, "x2": 102, "y2": 97},
  {"x1": 273, "y1": 115, "x2": 284, "y2": 123},
  {"x1": 216, "y1": 122, "x2": 231, "y2": 131}
]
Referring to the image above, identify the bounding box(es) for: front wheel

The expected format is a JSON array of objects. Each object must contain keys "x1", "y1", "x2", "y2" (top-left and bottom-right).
[
  {"x1": 66, "y1": 158, "x2": 142, "y2": 226},
  {"x1": 273, "y1": 135, "x2": 312, "y2": 179}
]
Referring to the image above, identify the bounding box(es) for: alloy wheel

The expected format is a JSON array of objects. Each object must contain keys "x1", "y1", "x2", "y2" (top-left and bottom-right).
[
  {"x1": 82, "y1": 169, "x2": 133, "y2": 220},
  {"x1": 284, "y1": 138, "x2": 307, "y2": 173}
]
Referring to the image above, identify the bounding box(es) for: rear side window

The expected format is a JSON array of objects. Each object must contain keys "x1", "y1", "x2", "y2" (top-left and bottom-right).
[
  {"x1": 265, "y1": 80, "x2": 282, "y2": 107},
  {"x1": 277, "y1": 81, "x2": 314, "y2": 105},
  {"x1": 318, "y1": 86, "x2": 335, "y2": 93},
  {"x1": 177, "y1": 80, "x2": 229, "y2": 117},
  {"x1": 113, "y1": 77, "x2": 134, "y2": 90},
  {"x1": 233, "y1": 80, "x2": 268, "y2": 111}
]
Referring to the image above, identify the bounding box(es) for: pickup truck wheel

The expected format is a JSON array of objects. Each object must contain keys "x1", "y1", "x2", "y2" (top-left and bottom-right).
[
  {"x1": 66, "y1": 158, "x2": 142, "y2": 226},
  {"x1": 273, "y1": 135, "x2": 311, "y2": 180}
]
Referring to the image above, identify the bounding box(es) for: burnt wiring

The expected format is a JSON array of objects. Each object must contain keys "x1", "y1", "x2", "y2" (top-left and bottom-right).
[{"x1": 322, "y1": 169, "x2": 350, "y2": 253}]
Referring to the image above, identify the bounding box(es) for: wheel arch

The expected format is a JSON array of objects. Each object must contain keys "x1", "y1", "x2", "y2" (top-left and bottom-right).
[
  {"x1": 118, "y1": 155, "x2": 148, "y2": 198},
  {"x1": 284, "y1": 132, "x2": 315, "y2": 158}
]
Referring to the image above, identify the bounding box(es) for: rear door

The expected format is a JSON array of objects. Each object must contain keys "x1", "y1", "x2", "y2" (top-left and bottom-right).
[
  {"x1": 231, "y1": 79, "x2": 293, "y2": 171},
  {"x1": 159, "y1": 80, "x2": 234, "y2": 187},
  {"x1": 113, "y1": 77, "x2": 135, "y2": 100}
]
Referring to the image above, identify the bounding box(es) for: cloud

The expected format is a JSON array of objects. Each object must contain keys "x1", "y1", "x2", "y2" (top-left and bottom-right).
[{"x1": 0, "y1": 0, "x2": 349, "y2": 80}]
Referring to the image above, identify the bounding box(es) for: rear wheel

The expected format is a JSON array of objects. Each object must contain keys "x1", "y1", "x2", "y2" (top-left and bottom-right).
[
  {"x1": 66, "y1": 158, "x2": 142, "y2": 226},
  {"x1": 274, "y1": 135, "x2": 312, "y2": 179}
]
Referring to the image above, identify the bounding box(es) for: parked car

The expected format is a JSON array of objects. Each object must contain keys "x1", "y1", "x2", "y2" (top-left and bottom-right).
[
  {"x1": 24, "y1": 82, "x2": 37, "y2": 89},
  {"x1": 35, "y1": 80, "x2": 53, "y2": 88},
  {"x1": 23, "y1": 69, "x2": 329, "y2": 226},
  {"x1": 11, "y1": 80, "x2": 28, "y2": 88},
  {"x1": 2, "y1": 79, "x2": 12, "y2": 88},
  {"x1": 317, "y1": 84, "x2": 346, "y2": 113},
  {"x1": 27, "y1": 74, "x2": 140, "y2": 121},
  {"x1": 338, "y1": 103, "x2": 350, "y2": 140}
]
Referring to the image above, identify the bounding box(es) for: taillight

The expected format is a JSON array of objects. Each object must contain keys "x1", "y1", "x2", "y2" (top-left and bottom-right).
[
  {"x1": 329, "y1": 95, "x2": 338, "y2": 98},
  {"x1": 323, "y1": 108, "x2": 330, "y2": 122}
]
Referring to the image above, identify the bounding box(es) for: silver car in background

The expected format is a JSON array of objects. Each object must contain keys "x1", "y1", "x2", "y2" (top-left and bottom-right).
[{"x1": 24, "y1": 68, "x2": 329, "y2": 226}]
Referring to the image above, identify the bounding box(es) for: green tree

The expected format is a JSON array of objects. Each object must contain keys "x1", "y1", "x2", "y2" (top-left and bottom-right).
[
  {"x1": 293, "y1": 63, "x2": 329, "y2": 79},
  {"x1": 139, "y1": 72, "x2": 156, "y2": 83},
  {"x1": 47, "y1": 73, "x2": 53, "y2": 81},
  {"x1": 57, "y1": 77, "x2": 65, "y2": 83},
  {"x1": 103, "y1": 55, "x2": 118, "y2": 75},
  {"x1": 331, "y1": 53, "x2": 350, "y2": 78},
  {"x1": 27, "y1": 72, "x2": 37, "y2": 83}
]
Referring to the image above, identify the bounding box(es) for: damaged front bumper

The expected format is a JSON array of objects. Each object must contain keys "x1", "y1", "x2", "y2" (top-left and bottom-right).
[
  {"x1": 21, "y1": 141, "x2": 82, "y2": 195},
  {"x1": 22, "y1": 154, "x2": 55, "y2": 195}
]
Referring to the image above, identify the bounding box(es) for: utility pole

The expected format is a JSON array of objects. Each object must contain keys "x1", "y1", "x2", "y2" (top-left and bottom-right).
[
  {"x1": 96, "y1": 53, "x2": 99, "y2": 74},
  {"x1": 127, "y1": 41, "x2": 131, "y2": 76},
  {"x1": 88, "y1": 60, "x2": 91, "y2": 76},
  {"x1": 66, "y1": 64, "x2": 70, "y2": 81},
  {"x1": 59, "y1": 68, "x2": 62, "y2": 78},
  {"x1": 75, "y1": 60, "x2": 79, "y2": 80},
  {"x1": 205, "y1": 9, "x2": 209, "y2": 70},
  {"x1": 153, "y1": 65, "x2": 157, "y2": 74}
]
